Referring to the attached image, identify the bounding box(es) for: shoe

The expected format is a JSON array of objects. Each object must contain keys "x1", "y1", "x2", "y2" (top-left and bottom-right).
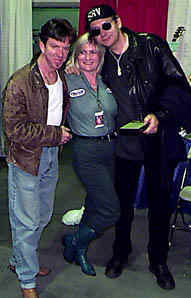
[
  {"x1": 62, "y1": 234, "x2": 78, "y2": 263},
  {"x1": 105, "y1": 256, "x2": 128, "y2": 279},
  {"x1": 75, "y1": 247, "x2": 96, "y2": 276},
  {"x1": 9, "y1": 264, "x2": 51, "y2": 277},
  {"x1": 63, "y1": 224, "x2": 97, "y2": 276},
  {"x1": 21, "y1": 288, "x2": 38, "y2": 298},
  {"x1": 149, "y1": 264, "x2": 175, "y2": 290}
]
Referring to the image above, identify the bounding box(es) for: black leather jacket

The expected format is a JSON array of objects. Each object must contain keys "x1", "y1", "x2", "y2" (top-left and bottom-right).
[{"x1": 102, "y1": 27, "x2": 191, "y2": 161}]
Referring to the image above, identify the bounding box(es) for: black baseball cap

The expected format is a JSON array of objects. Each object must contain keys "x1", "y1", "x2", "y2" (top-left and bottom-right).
[{"x1": 86, "y1": 4, "x2": 117, "y2": 29}]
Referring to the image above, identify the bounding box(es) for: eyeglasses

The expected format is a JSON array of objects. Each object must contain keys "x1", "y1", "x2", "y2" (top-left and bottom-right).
[{"x1": 90, "y1": 21, "x2": 113, "y2": 37}]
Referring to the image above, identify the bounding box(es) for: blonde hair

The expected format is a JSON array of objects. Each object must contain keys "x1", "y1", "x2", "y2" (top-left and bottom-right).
[{"x1": 70, "y1": 32, "x2": 105, "y2": 73}]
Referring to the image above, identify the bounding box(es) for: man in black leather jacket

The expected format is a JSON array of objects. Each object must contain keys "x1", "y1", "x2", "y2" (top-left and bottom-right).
[{"x1": 85, "y1": 4, "x2": 191, "y2": 290}]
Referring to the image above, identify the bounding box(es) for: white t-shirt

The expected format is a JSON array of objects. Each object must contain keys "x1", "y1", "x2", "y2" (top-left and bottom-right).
[{"x1": 46, "y1": 72, "x2": 63, "y2": 126}]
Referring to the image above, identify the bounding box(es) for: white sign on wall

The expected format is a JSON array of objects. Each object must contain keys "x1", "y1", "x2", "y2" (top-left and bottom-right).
[{"x1": 167, "y1": 0, "x2": 191, "y2": 81}]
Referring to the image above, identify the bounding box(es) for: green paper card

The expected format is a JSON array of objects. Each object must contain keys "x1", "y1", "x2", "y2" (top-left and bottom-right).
[{"x1": 120, "y1": 121, "x2": 146, "y2": 130}]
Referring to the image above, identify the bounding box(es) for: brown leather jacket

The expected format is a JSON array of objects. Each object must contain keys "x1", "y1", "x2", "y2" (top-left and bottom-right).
[{"x1": 2, "y1": 59, "x2": 70, "y2": 175}]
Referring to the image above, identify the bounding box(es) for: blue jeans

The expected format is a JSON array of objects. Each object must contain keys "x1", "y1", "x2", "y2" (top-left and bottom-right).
[{"x1": 8, "y1": 147, "x2": 58, "y2": 289}]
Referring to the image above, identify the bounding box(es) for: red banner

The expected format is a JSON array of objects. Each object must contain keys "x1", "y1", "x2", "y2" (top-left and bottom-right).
[{"x1": 117, "y1": 0, "x2": 169, "y2": 39}]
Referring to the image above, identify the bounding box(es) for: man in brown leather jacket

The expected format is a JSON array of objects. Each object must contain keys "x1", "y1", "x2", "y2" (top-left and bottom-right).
[
  {"x1": 85, "y1": 4, "x2": 191, "y2": 291},
  {"x1": 3, "y1": 18, "x2": 76, "y2": 298}
]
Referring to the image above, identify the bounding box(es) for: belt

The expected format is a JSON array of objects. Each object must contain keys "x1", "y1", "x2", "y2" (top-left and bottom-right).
[{"x1": 73, "y1": 131, "x2": 118, "y2": 142}]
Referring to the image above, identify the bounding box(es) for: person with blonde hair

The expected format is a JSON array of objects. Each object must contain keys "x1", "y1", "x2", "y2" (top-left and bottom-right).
[{"x1": 62, "y1": 32, "x2": 120, "y2": 277}]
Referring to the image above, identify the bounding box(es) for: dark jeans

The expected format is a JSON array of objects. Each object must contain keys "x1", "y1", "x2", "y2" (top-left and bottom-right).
[
  {"x1": 72, "y1": 137, "x2": 120, "y2": 234},
  {"x1": 113, "y1": 156, "x2": 178, "y2": 265}
]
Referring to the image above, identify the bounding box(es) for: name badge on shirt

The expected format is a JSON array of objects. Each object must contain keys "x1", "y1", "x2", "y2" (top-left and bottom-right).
[
  {"x1": 95, "y1": 111, "x2": 104, "y2": 128},
  {"x1": 70, "y1": 88, "x2": 86, "y2": 98}
]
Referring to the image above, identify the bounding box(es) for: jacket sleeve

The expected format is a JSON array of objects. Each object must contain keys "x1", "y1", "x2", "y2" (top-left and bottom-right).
[
  {"x1": 2, "y1": 79, "x2": 62, "y2": 149},
  {"x1": 61, "y1": 75, "x2": 70, "y2": 124},
  {"x1": 148, "y1": 35, "x2": 191, "y2": 129}
]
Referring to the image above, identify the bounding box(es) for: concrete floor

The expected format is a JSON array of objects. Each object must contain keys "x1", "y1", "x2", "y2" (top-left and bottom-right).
[{"x1": 1, "y1": 144, "x2": 191, "y2": 298}]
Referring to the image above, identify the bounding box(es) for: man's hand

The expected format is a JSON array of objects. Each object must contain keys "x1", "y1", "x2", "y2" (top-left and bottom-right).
[
  {"x1": 64, "y1": 62, "x2": 80, "y2": 75},
  {"x1": 60, "y1": 126, "x2": 72, "y2": 144},
  {"x1": 143, "y1": 113, "x2": 159, "y2": 134}
]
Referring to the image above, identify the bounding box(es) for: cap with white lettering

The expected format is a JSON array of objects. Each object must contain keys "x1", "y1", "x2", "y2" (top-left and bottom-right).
[{"x1": 85, "y1": 4, "x2": 116, "y2": 29}]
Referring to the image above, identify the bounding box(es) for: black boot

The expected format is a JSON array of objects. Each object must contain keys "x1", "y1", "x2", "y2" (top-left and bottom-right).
[
  {"x1": 63, "y1": 224, "x2": 97, "y2": 276},
  {"x1": 149, "y1": 264, "x2": 175, "y2": 290},
  {"x1": 105, "y1": 234, "x2": 132, "y2": 279},
  {"x1": 147, "y1": 244, "x2": 175, "y2": 289},
  {"x1": 62, "y1": 233, "x2": 78, "y2": 263},
  {"x1": 75, "y1": 224, "x2": 97, "y2": 276},
  {"x1": 105, "y1": 256, "x2": 128, "y2": 279}
]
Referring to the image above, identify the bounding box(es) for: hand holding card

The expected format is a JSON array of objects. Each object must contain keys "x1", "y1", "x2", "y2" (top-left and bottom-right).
[{"x1": 119, "y1": 120, "x2": 149, "y2": 135}]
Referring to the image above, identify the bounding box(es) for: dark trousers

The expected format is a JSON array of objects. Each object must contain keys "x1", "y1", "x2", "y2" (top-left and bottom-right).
[
  {"x1": 72, "y1": 137, "x2": 120, "y2": 234},
  {"x1": 113, "y1": 156, "x2": 178, "y2": 265}
]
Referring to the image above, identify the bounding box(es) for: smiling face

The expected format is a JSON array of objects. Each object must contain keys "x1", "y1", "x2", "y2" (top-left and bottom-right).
[
  {"x1": 89, "y1": 16, "x2": 122, "y2": 51},
  {"x1": 77, "y1": 42, "x2": 100, "y2": 74},
  {"x1": 39, "y1": 37, "x2": 71, "y2": 71}
]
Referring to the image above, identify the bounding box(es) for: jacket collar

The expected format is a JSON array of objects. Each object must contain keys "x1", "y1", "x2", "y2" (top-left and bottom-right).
[
  {"x1": 29, "y1": 57, "x2": 45, "y2": 90},
  {"x1": 29, "y1": 57, "x2": 65, "y2": 90},
  {"x1": 120, "y1": 27, "x2": 147, "y2": 61}
]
